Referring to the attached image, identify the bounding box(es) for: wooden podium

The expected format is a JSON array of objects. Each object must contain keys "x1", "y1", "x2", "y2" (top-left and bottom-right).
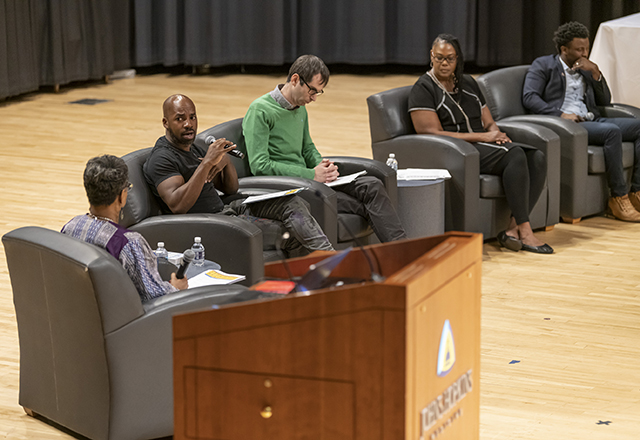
[{"x1": 173, "y1": 232, "x2": 482, "y2": 440}]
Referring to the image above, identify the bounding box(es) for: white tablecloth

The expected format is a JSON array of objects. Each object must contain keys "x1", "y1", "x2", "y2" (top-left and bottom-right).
[{"x1": 590, "y1": 13, "x2": 640, "y2": 108}]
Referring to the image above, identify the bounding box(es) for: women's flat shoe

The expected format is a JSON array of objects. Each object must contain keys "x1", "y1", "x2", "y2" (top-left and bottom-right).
[
  {"x1": 497, "y1": 230, "x2": 522, "y2": 251},
  {"x1": 521, "y1": 243, "x2": 554, "y2": 254}
]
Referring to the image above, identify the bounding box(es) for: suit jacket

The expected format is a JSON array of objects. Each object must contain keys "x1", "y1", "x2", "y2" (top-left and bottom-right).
[{"x1": 522, "y1": 54, "x2": 611, "y2": 118}]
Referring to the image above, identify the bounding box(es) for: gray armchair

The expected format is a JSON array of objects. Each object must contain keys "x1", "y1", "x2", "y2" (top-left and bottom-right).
[
  {"x1": 477, "y1": 65, "x2": 640, "y2": 223},
  {"x1": 3, "y1": 226, "x2": 263, "y2": 440},
  {"x1": 121, "y1": 148, "x2": 263, "y2": 283},
  {"x1": 367, "y1": 86, "x2": 561, "y2": 240},
  {"x1": 195, "y1": 118, "x2": 399, "y2": 249}
]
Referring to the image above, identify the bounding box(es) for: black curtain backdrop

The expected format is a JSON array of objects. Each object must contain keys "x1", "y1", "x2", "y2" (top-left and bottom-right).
[{"x1": 1, "y1": 0, "x2": 639, "y2": 100}]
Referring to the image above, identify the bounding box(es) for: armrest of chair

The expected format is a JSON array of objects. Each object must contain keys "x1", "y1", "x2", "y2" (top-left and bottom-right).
[
  {"x1": 599, "y1": 103, "x2": 640, "y2": 119},
  {"x1": 372, "y1": 134, "x2": 481, "y2": 233},
  {"x1": 238, "y1": 176, "x2": 338, "y2": 246},
  {"x1": 104, "y1": 283, "x2": 257, "y2": 440},
  {"x1": 129, "y1": 214, "x2": 263, "y2": 286},
  {"x1": 501, "y1": 114, "x2": 589, "y2": 219},
  {"x1": 497, "y1": 121, "x2": 561, "y2": 225},
  {"x1": 324, "y1": 156, "x2": 398, "y2": 207}
]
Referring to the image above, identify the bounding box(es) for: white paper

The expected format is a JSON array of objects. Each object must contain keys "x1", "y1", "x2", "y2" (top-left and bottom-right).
[
  {"x1": 242, "y1": 187, "x2": 305, "y2": 204},
  {"x1": 397, "y1": 168, "x2": 451, "y2": 181},
  {"x1": 325, "y1": 170, "x2": 367, "y2": 187},
  {"x1": 188, "y1": 269, "x2": 246, "y2": 288}
]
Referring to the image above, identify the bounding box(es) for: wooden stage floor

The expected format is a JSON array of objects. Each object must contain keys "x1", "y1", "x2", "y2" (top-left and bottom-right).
[{"x1": 0, "y1": 72, "x2": 638, "y2": 439}]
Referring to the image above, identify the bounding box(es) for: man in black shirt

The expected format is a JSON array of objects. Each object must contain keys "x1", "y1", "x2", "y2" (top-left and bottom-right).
[{"x1": 144, "y1": 94, "x2": 333, "y2": 257}]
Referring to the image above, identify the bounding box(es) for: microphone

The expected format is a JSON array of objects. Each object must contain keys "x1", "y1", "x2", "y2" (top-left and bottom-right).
[
  {"x1": 313, "y1": 189, "x2": 385, "y2": 283},
  {"x1": 175, "y1": 249, "x2": 195, "y2": 279},
  {"x1": 586, "y1": 112, "x2": 595, "y2": 121},
  {"x1": 205, "y1": 135, "x2": 245, "y2": 159}
]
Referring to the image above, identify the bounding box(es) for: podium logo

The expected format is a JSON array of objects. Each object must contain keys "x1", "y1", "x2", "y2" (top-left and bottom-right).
[{"x1": 437, "y1": 320, "x2": 455, "y2": 377}]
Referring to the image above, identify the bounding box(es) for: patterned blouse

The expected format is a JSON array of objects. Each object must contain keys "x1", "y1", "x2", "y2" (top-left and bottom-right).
[{"x1": 62, "y1": 215, "x2": 176, "y2": 302}]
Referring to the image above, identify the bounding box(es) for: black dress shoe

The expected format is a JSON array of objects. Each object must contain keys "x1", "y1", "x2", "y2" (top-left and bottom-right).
[
  {"x1": 521, "y1": 243, "x2": 554, "y2": 254},
  {"x1": 497, "y1": 230, "x2": 522, "y2": 251}
]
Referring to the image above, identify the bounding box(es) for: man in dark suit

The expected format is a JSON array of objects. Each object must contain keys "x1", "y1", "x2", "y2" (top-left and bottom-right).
[{"x1": 523, "y1": 21, "x2": 640, "y2": 222}]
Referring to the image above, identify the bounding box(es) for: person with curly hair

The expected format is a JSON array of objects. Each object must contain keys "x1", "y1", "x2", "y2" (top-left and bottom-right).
[
  {"x1": 523, "y1": 21, "x2": 640, "y2": 222},
  {"x1": 409, "y1": 34, "x2": 552, "y2": 253}
]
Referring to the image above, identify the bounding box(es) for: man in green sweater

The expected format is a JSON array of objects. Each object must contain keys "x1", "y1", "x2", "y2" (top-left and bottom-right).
[{"x1": 243, "y1": 55, "x2": 406, "y2": 243}]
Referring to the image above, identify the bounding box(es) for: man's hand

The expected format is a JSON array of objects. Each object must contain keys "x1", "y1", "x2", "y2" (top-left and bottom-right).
[
  {"x1": 481, "y1": 130, "x2": 511, "y2": 145},
  {"x1": 573, "y1": 56, "x2": 601, "y2": 80},
  {"x1": 314, "y1": 158, "x2": 339, "y2": 183},
  {"x1": 201, "y1": 138, "x2": 235, "y2": 171},
  {"x1": 205, "y1": 154, "x2": 231, "y2": 182},
  {"x1": 561, "y1": 112, "x2": 584, "y2": 122},
  {"x1": 170, "y1": 272, "x2": 188, "y2": 290}
]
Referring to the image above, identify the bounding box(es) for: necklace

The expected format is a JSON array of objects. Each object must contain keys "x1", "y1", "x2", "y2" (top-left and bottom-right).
[
  {"x1": 427, "y1": 69, "x2": 474, "y2": 133},
  {"x1": 87, "y1": 212, "x2": 115, "y2": 223}
]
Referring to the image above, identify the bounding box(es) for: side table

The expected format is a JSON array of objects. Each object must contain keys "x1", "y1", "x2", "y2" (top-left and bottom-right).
[{"x1": 397, "y1": 179, "x2": 445, "y2": 239}]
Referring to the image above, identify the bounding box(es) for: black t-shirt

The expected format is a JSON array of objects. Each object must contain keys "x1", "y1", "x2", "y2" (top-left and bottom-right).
[
  {"x1": 143, "y1": 136, "x2": 225, "y2": 214},
  {"x1": 408, "y1": 73, "x2": 486, "y2": 133}
]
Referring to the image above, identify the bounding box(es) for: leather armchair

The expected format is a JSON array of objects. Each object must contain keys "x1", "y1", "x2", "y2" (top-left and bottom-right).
[
  {"x1": 3, "y1": 226, "x2": 264, "y2": 440},
  {"x1": 121, "y1": 148, "x2": 263, "y2": 283},
  {"x1": 195, "y1": 118, "x2": 398, "y2": 249},
  {"x1": 477, "y1": 65, "x2": 640, "y2": 222},
  {"x1": 367, "y1": 86, "x2": 560, "y2": 240}
]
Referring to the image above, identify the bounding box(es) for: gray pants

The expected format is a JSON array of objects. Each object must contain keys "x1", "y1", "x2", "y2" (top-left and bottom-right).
[
  {"x1": 337, "y1": 176, "x2": 406, "y2": 242},
  {"x1": 225, "y1": 195, "x2": 334, "y2": 258}
]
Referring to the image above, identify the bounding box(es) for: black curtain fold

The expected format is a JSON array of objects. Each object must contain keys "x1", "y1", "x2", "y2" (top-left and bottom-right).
[
  {"x1": 0, "y1": 0, "x2": 39, "y2": 100},
  {"x1": 475, "y1": 0, "x2": 640, "y2": 67},
  {"x1": 1, "y1": 0, "x2": 639, "y2": 101}
]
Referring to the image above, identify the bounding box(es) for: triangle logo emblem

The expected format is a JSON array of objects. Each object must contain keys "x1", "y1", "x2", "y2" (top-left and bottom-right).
[{"x1": 436, "y1": 320, "x2": 455, "y2": 377}]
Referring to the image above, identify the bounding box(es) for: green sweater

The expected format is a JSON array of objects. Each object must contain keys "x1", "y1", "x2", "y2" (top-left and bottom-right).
[{"x1": 242, "y1": 93, "x2": 322, "y2": 180}]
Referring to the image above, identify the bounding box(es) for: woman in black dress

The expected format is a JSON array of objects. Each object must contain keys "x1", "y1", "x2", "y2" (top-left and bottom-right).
[{"x1": 409, "y1": 33, "x2": 553, "y2": 254}]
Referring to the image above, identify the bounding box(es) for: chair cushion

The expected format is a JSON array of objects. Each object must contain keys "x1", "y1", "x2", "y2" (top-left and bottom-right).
[
  {"x1": 477, "y1": 65, "x2": 530, "y2": 120},
  {"x1": 479, "y1": 174, "x2": 505, "y2": 198},
  {"x1": 338, "y1": 214, "x2": 373, "y2": 242},
  {"x1": 588, "y1": 141, "x2": 635, "y2": 174}
]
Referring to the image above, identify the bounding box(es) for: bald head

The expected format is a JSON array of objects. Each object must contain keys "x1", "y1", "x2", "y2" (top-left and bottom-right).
[
  {"x1": 163, "y1": 94, "x2": 195, "y2": 118},
  {"x1": 162, "y1": 94, "x2": 198, "y2": 149}
]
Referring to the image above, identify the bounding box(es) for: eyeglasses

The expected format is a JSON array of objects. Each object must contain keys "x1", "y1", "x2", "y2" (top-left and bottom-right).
[
  {"x1": 123, "y1": 182, "x2": 133, "y2": 192},
  {"x1": 431, "y1": 53, "x2": 457, "y2": 64},
  {"x1": 298, "y1": 75, "x2": 324, "y2": 96}
]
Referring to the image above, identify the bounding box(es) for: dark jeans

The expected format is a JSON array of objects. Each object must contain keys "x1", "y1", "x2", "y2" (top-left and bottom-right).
[
  {"x1": 488, "y1": 146, "x2": 547, "y2": 225},
  {"x1": 227, "y1": 195, "x2": 334, "y2": 258},
  {"x1": 582, "y1": 117, "x2": 640, "y2": 198},
  {"x1": 337, "y1": 175, "x2": 407, "y2": 242}
]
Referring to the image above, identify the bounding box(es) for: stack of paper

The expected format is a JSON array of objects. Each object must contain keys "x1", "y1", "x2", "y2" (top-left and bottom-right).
[
  {"x1": 326, "y1": 170, "x2": 367, "y2": 187},
  {"x1": 242, "y1": 187, "x2": 305, "y2": 204},
  {"x1": 397, "y1": 168, "x2": 451, "y2": 181}
]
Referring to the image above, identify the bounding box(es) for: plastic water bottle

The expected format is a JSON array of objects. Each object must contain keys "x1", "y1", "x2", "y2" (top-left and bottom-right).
[
  {"x1": 191, "y1": 237, "x2": 205, "y2": 267},
  {"x1": 386, "y1": 153, "x2": 398, "y2": 171},
  {"x1": 155, "y1": 242, "x2": 168, "y2": 260}
]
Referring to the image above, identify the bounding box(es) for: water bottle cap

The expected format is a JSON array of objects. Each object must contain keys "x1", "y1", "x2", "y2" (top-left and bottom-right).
[
  {"x1": 389, "y1": 153, "x2": 395, "y2": 158},
  {"x1": 157, "y1": 242, "x2": 165, "y2": 248},
  {"x1": 194, "y1": 237, "x2": 201, "y2": 243}
]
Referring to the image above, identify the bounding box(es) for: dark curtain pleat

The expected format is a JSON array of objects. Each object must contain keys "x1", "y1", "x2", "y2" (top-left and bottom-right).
[
  {"x1": 34, "y1": 0, "x2": 115, "y2": 85},
  {"x1": 2, "y1": 0, "x2": 640, "y2": 101},
  {"x1": 379, "y1": 0, "x2": 477, "y2": 65},
  {"x1": 111, "y1": 0, "x2": 133, "y2": 70},
  {"x1": 0, "y1": 0, "x2": 39, "y2": 100},
  {"x1": 476, "y1": 0, "x2": 640, "y2": 66},
  {"x1": 183, "y1": 0, "x2": 297, "y2": 66},
  {"x1": 133, "y1": 0, "x2": 184, "y2": 66}
]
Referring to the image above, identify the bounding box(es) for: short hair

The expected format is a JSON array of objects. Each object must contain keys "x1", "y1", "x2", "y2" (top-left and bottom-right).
[
  {"x1": 432, "y1": 34, "x2": 465, "y2": 90},
  {"x1": 83, "y1": 155, "x2": 129, "y2": 206},
  {"x1": 287, "y1": 55, "x2": 330, "y2": 86},
  {"x1": 553, "y1": 21, "x2": 589, "y2": 53}
]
